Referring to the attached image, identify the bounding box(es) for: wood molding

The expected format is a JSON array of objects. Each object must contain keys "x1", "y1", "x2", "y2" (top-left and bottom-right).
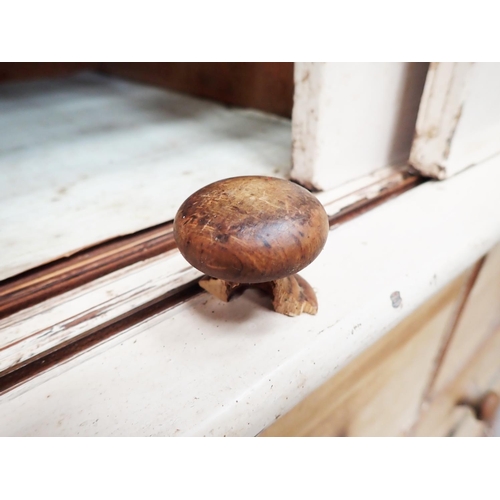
[
  {"x1": 0, "y1": 284, "x2": 200, "y2": 395},
  {"x1": 0, "y1": 223, "x2": 175, "y2": 320}
]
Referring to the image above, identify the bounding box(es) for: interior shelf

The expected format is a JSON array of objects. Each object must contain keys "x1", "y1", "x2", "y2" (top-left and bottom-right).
[{"x1": 0, "y1": 73, "x2": 291, "y2": 281}]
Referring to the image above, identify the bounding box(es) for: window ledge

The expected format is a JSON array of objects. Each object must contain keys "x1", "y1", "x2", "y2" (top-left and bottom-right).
[{"x1": 1, "y1": 154, "x2": 500, "y2": 436}]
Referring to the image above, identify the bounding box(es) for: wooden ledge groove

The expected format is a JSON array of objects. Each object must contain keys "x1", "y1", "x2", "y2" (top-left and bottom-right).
[
  {"x1": 0, "y1": 283, "x2": 201, "y2": 395},
  {"x1": 328, "y1": 173, "x2": 424, "y2": 228},
  {"x1": 0, "y1": 222, "x2": 175, "y2": 320}
]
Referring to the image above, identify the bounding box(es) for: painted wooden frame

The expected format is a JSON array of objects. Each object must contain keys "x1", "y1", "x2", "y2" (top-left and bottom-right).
[
  {"x1": 291, "y1": 62, "x2": 428, "y2": 191},
  {"x1": 410, "y1": 62, "x2": 500, "y2": 179}
]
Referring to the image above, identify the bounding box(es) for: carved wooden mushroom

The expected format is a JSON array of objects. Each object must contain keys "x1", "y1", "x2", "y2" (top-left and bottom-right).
[{"x1": 173, "y1": 176, "x2": 329, "y2": 316}]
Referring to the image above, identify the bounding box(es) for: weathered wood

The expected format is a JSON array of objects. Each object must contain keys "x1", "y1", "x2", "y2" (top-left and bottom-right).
[
  {"x1": 410, "y1": 243, "x2": 500, "y2": 436},
  {"x1": 408, "y1": 257, "x2": 486, "y2": 427},
  {"x1": 0, "y1": 284, "x2": 201, "y2": 397},
  {"x1": 0, "y1": 166, "x2": 420, "y2": 376},
  {"x1": 291, "y1": 63, "x2": 428, "y2": 190},
  {"x1": 261, "y1": 242, "x2": 500, "y2": 436},
  {"x1": 0, "y1": 250, "x2": 202, "y2": 377},
  {"x1": 430, "y1": 243, "x2": 500, "y2": 395},
  {"x1": 1, "y1": 153, "x2": 499, "y2": 435},
  {"x1": 0, "y1": 165, "x2": 420, "y2": 318},
  {"x1": 0, "y1": 222, "x2": 175, "y2": 319},
  {"x1": 413, "y1": 325, "x2": 500, "y2": 437},
  {"x1": 410, "y1": 63, "x2": 500, "y2": 179},
  {"x1": 199, "y1": 274, "x2": 318, "y2": 317}
]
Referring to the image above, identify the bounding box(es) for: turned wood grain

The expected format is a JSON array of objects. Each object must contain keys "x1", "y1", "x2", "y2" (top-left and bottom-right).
[{"x1": 174, "y1": 176, "x2": 329, "y2": 283}]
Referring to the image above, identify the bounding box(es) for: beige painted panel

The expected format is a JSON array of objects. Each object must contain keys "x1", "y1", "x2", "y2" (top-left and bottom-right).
[
  {"x1": 414, "y1": 325, "x2": 500, "y2": 437},
  {"x1": 431, "y1": 243, "x2": 500, "y2": 395},
  {"x1": 263, "y1": 244, "x2": 500, "y2": 437},
  {"x1": 445, "y1": 406, "x2": 486, "y2": 437},
  {"x1": 260, "y1": 270, "x2": 471, "y2": 437}
]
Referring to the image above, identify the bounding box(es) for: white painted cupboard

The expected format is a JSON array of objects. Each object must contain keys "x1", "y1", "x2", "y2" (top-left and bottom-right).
[{"x1": 1, "y1": 63, "x2": 500, "y2": 436}]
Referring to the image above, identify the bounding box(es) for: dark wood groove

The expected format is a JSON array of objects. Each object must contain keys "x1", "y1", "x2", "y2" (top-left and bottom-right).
[
  {"x1": 0, "y1": 282, "x2": 201, "y2": 395},
  {"x1": 328, "y1": 173, "x2": 426, "y2": 228},
  {"x1": 426, "y1": 257, "x2": 487, "y2": 395},
  {"x1": 0, "y1": 221, "x2": 175, "y2": 319},
  {"x1": 404, "y1": 256, "x2": 486, "y2": 436}
]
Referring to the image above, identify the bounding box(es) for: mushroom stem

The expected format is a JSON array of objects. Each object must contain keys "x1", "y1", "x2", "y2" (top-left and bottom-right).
[
  {"x1": 270, "y1": 274, "x2": 318, "y2": 316},
  {"x1": 198, "y1": 277, "x2": 241, "y2": 303},
  {"x1": 198, "y1": 274, "x2": 318, "y2": 317}
]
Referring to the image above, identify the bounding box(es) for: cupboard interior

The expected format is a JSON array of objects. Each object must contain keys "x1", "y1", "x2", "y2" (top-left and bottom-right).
[{"x1": 0, "y1": 63, "x2": 293, "y2": 281}]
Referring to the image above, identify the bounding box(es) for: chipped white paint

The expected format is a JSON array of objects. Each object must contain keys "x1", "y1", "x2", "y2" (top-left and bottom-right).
[
  {"x1": 2, "y1": 153, "x2": 500, "y2": 436},
  {"x1": 0, "y1": 164, "x2": 409, "y2": 375},
  {"x1": 0, "y1": 250, "x2": 202, "y2": 374},
  {"x1": 0, "y1": 73, "x2": 291, "y2": 281},
  {"x1": 291, "y1": 63, "x2": 428, "y2": 191},
  {"x1": 410, "y1": 62, "x2": 500, "y2": 179},
  {"x1": 316, "y1": 165, "x2": 407, "y2": 219}
]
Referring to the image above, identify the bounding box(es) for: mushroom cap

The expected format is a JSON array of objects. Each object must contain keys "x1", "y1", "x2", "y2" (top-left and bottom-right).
[{"x1": 173, "y1": 176, "x2": 329, "y2": 283}]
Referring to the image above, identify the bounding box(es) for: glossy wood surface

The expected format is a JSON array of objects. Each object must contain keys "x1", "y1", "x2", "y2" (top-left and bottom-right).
[{"x1": 174, "y1": 176, "x2": 329, "y2": 283}]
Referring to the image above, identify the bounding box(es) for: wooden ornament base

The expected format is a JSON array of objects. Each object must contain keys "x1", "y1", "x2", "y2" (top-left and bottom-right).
[{"x1": 199, "y1": 274, "x2": 318, "y2": 317}]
